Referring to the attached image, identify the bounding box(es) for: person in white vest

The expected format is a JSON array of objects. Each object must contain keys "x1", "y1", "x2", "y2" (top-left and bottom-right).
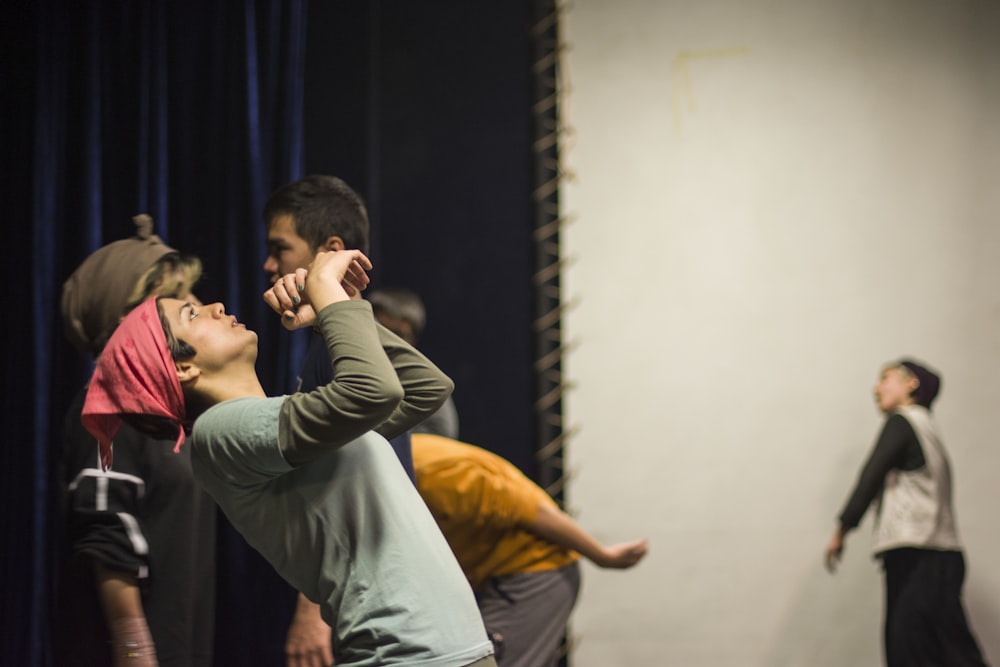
[{"x1": 824, "y1": 359, "x2": 989, "y2": 667}]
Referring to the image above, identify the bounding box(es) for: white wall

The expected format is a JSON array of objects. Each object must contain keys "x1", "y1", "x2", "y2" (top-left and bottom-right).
[{"x1": 561, "y1": 1, "x2": 1000, "y2": 664}]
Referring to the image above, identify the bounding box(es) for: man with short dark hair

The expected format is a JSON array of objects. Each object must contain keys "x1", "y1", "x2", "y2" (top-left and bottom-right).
[{"x1": 262, "y1": 175, "x2": 417, "y2": 667}]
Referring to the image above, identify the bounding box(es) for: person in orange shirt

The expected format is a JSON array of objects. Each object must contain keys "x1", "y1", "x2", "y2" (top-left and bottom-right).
[{"x1": 411, "y1": 433, "x2": 648, "y2": 667}]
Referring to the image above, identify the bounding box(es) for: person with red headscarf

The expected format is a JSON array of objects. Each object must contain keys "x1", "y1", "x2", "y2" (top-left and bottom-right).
[{"x1": 83, "y1": 250, "x2": 496, "y2": 667}]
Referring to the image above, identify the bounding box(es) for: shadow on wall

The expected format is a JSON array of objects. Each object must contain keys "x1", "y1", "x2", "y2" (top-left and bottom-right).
[
  {"x1": 759, "y1": 546, "x2": 882, "y2": 667},
  {"x1": 966, "y1": 591, "x2": 999, "y2": 661}
]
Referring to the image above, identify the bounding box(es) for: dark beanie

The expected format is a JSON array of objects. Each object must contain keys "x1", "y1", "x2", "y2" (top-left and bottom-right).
[
  {"x1": 61, "y1": 214, "x2": 176, "y2": 355},
  {"x1": 898, "y1": 359, "x2": 941, "y2": 409}
]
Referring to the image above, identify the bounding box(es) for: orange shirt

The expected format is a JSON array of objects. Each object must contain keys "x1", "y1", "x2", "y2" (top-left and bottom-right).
[{"x1": 411, "y1": 434, "x2": 579, "y2": 591}]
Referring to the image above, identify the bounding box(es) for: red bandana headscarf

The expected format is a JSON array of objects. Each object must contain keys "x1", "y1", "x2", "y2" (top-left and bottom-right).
[{"x1": 82, "y1": 297, "x2": 187, "y2": 470}]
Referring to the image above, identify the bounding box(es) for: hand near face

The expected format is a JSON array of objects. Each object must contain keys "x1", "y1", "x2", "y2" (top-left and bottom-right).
[
  {"x1": 264, "y1": 250, "x2": 372, "y2": 330},
  {"x1": 307, "y1": 249, "x2": 372, "y2": 302}
]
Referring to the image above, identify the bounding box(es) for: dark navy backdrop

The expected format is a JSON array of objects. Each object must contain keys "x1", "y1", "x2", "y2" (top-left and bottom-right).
[{"x1": 1, "y1": 1, "x2": 537, "y2": 664}]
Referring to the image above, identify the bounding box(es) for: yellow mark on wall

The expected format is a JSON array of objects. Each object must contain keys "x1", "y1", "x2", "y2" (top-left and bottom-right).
[{"x1": 671, "y1": 48, "x2": 750, "y2": 130}]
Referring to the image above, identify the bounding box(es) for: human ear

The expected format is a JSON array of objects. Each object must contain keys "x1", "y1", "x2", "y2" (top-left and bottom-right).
[
  {"x1": 322, "y1": 236, "x2": 345, "y2": 252},
  {"x1": 175, "y1": 360, "x2": 201, "y2": 385}
]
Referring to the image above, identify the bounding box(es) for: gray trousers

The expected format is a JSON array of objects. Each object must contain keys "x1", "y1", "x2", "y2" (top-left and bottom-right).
[{"x1": 476, "y1": 562, "x2": 581, "y2": 667}]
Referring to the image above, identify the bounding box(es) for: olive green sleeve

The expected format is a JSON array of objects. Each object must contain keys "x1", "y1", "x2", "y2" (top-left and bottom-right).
[
  {"x1": 278, "y1": 300, "x2": 403, "y2": 466},
  {"x1": 371, "y1": 321, "x2": 455, "y2": 440}
]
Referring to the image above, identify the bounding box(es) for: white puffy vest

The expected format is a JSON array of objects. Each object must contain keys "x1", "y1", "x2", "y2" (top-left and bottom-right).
[{"x1": 872, "y1": 405, "x2": 962, "y2": 555}]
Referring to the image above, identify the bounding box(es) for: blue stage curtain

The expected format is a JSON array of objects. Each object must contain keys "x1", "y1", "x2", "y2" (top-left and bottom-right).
[
  {"x1": 3, "y1": 1, "x2": 541, "y2": 664},
  {"x1": 2, "y1": 1, "x2": 307, "y2": 664}
]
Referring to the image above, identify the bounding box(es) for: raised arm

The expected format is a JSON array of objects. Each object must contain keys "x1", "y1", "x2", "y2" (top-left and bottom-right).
[
  {"x1": 264, "y1": 251, "x2": 406, "y2": 466},
  {"x1": 264, "y1": 251, "x2": 453, "y2": 449},
  {"x1": 277, "y1": 302, "x2": 403, "y2": 466}
]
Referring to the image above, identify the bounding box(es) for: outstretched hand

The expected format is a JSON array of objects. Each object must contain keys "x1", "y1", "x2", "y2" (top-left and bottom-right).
[
  {"x1": 597, "y1": 538, "x2": 649, "y2": 569},
  {"x1": 824, "y1": 529, "x2": 845, "y2": 573},
  {"x1": 264, "y1": 250, "x2": 372, "y2": 330}
]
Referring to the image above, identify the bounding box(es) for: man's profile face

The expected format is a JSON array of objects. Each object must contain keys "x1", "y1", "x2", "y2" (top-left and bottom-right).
[{"x1": 263, "y1": 214, "x2": 316, "y2": 283}]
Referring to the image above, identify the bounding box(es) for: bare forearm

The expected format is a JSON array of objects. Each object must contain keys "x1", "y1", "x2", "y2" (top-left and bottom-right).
[
  {"x1": 529, "y1": 502, "x2": 648, "y2": 569},
  {"x1": 95, "y1": 562, "x2": 158, "y2": 666},
  {"x1": 95, "y1": 561, "x2": 145, "y2": 620},
  {"x1": 530, "y1": 502, "x2": 606, "y2": 562}
]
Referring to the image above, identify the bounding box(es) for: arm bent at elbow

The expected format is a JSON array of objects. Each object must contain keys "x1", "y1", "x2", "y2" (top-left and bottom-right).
[
  {"x1": 279, "y1": 302, "x2": 403, "y2": 466},
  {"x1": 95, "y1": 562, "x2": 159, "y2": 667},
  {"x1": 372, "y1": 322, "x2": 454, "y2": 440}
]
